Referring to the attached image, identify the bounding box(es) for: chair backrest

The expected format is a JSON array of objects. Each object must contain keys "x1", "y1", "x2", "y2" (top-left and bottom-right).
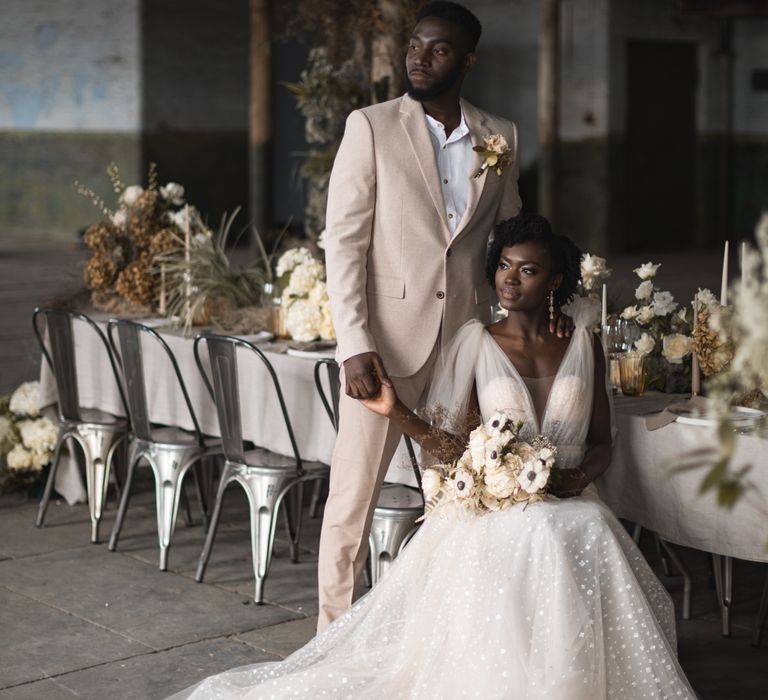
[
  {"x1": 193, "y1": 333, "x2": 302, "y2": 469},
  {"x1": 32, "y1": 307, "x2": 127, "y2": 423},
  {"x1": 107, "y1": 319, "x2": 203, "y2": 444},
  {"x1": 313, "y1": 358, "x2": 423, "y2": 494}
]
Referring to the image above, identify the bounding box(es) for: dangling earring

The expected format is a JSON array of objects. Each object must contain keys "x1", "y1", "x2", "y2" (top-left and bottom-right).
[{"x1": 548, "y1": 291, "x2": 555, "y2": 322}]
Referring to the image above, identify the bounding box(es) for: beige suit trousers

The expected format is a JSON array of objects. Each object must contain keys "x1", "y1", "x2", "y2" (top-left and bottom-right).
[{"x1": 316, "y1": 342, "x2": 439, "y2": 632}]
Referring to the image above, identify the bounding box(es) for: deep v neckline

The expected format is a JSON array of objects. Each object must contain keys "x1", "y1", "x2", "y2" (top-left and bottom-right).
[{"x1": 483, "y1": 327, "x2": 576, "y2": 434}]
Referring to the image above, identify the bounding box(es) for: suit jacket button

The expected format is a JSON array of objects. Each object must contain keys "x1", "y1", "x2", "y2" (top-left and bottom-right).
[
  {"x1": 445, "y1": 249, "x2": 452, "y2": 257},
  {"x1": 436, "y1": 291, "x2": 445, "y2": 299}
]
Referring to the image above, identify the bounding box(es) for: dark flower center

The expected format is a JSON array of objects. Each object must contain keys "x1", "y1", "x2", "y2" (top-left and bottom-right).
[
  {"x1": 492, "y1": 420, "x2": 500, "y2": 428},
  {"x1": 527, "y1": 471, "x2": 536, "y2": 481},
  {"x1": 456, "y1": 480, "x2": 466, "y2": 490},
  {"x1": 490, "y1": 450, "x2": 498, "y2": 460}
]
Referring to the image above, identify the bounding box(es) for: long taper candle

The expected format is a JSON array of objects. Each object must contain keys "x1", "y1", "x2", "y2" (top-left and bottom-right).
[
  {"x1": 741, "y1": 240, "x2": 747, "y2": 287},
  {"x1": 691, "y1": 293, "x2": 700, "y2": 396},
  {"x1": 720, "y1": 240, "x2": 729, "y2": 305},
  {"x1": 601, "y1": 283, "x2": 608, "y2": 350}
]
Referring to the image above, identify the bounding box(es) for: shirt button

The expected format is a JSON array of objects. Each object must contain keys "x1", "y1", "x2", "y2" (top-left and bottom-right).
[
  {"x1": 443, "y1": 179, "x2": 448, "y2": 184},
  {"x1": 448, "y1": 213, "x2": 454, "y2": 219},
  {"x1": 436, "y1": 291, "x2": 445, "y2": 299}
]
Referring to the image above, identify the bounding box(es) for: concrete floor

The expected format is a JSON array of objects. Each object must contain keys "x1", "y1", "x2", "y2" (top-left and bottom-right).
[{"x1": 1, "y1": 235, "x2": 767, "y2": 698}]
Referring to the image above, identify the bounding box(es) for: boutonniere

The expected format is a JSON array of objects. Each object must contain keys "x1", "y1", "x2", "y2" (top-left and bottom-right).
[{"x1": 472, "y1": 134, "x2": 512, "y2": 179}]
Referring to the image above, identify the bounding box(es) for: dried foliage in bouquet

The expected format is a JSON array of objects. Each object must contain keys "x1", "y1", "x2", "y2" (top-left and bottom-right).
[
  {"x1": 76, "y1": 163, "x2": 188, "y2": 313},
  {"x1": 0, "y1": 382, "x2": 57, "y2": 496},
  {"x1": 420, "y1": 411, "x2": 558, "y2": 519},
  {"x1": 691, "y1": 291, "x2": 733, "y2": 377}
]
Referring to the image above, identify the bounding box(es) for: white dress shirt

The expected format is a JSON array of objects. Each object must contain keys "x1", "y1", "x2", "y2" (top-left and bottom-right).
[{"x1": 424, "y1": 111, "x2": 472, "y2": 238}]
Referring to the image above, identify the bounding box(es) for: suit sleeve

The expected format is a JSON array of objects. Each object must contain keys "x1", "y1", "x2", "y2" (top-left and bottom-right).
[
  {"x1": 496, "y1": 120, "x2": 523, "y2": 223},
  {"x1": 324, "y1": 110, "x2": 378, "y2": 364}
]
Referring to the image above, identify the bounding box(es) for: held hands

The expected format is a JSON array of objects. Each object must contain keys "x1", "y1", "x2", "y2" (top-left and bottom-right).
[
  {"x1": 359, "y1": 382, "x2": 399, "y2": 418},
  {"x1": 343, "y1": 351, "x2": 392, "y2": 400}
]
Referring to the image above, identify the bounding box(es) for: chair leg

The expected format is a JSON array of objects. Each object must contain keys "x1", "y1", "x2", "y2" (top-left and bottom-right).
[
  {"x1": 180, "y1": 485, "x2": 194, "y2": 528},
  {"x1": 196, "y1": 464, "x2": 233, "y2": 583},
  {"x1": 106, "y1": 433, "x2": 130, "y2": 504},
  {"x1": 308, "y1": 478, "x2": 324, "y2": 518},
  {"x1": 36, "y1": 433, "x2": 70, "y2": 527},
  {"x1": 712, "y1": 554, "x2": 733, "y2": 637},
  {"x1": 653, "y1": 533, "x2": 671, "y2": 577},
  {"x1": 751, "y1": 569, "x2": 768, "y2": 648},
  {"x1": 632, "y1": 522, "x2": 642, "y2": 545},
  {"x1": 191, "y1": 460, "x2": 210, "y2": 531},
  {"x1": 108, "y1": 453, "x2": 140, "y2": 552},
  {"x1": 658, "y1": 539, "x2": 692, "y2": 620},
  {"x1": 79, "y1": 426, "x2": 123, "y2": 544},
  {"x1": 282, "y1": 482, "x2": 304, "y2": 564}
]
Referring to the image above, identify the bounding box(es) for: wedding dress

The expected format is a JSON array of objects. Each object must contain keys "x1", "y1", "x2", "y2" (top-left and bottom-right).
[{"x1": 170, "y1": 299, "x2": 696, "y2": 699}]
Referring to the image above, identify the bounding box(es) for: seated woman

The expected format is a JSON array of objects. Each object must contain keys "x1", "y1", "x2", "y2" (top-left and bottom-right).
[{"x1": 170, "y1": 214, "x2": 696, "y2": 699}]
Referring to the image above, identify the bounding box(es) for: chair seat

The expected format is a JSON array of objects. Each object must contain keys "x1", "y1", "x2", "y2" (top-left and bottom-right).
[
  {"x1": 375, "y1": 483, "x2": 424, "y2": 513},
  {"x1": 68, "y1": 408, "x2": 126, "y2": 427},
  {"x1": 144, "y1": 425, "x2": 202, "y2": 447},
  {"x1": 241, "y1": 447, "x2": 301, "y2": 471}
]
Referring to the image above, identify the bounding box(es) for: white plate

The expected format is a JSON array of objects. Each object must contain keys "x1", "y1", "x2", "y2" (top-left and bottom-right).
[
  {"x1": 239, "y1": 330, "x2": 274, "y2": 343},
  {"x1": 669, "y1": 404, "x2": 765, "y2": 428},
  {"x1": 286, "y1": 347, "x2": 336, "y2": 360}
]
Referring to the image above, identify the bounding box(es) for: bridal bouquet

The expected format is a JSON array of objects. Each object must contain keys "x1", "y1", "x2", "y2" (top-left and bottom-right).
[{"x1": 421, "y1": 411, "x2": 557, "y2": 517}]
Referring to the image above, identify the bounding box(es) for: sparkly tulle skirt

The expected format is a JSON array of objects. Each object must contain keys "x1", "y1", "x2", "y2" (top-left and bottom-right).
[{"x1": 169, "y1": 487, "x2": 696, "y2": 699}]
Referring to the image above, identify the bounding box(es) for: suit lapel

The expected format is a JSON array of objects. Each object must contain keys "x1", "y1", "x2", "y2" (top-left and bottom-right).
[
  {"x1": 452, "y1": 99, "x2": 491, "y2": 244},
  {"x1": 399, "y1": 96, "x2": 451, "y2": 238}
]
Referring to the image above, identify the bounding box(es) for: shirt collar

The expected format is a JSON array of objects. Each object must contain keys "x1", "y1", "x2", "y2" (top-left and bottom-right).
[{"x1": 424, "y1": 110, "x2": 469, "y2": 145}]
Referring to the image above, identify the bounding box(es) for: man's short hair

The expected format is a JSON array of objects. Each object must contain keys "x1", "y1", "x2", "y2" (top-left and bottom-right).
[{"x1": 415, "y1": 1, "x2": 482, "y2": 52}]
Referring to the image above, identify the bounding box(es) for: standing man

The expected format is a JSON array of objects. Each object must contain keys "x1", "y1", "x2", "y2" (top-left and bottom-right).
[{"x1": 320, "y1": 1, "x2": 521, "y2": 631}]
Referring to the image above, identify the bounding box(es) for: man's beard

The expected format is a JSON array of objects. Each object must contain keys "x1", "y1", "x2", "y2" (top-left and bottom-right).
[{"x1": 405, "y1": 62, "x2": 464, "y2": 102}]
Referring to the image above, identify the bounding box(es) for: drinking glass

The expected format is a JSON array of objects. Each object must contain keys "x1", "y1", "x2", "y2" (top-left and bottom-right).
[{"x1": 619, "y1": 352, "x2": 647, "y2": 396}]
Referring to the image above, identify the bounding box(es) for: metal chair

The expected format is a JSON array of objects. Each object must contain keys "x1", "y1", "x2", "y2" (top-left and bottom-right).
[
  {"x1": 193, "y1": 333, "x2": 329, "y2": 604},
  {"x1": 314, "y1": 358, "x2": 424, "y2": 587},
  {"x1": 107, "y1": 319, "x2": 219, "y2": 570},
  {"x1": 33, "y1": 307, "x2": 130, "y2": 543},
  {"x1": 752, "y1": 569, "x2": 768, "y2": 647}
]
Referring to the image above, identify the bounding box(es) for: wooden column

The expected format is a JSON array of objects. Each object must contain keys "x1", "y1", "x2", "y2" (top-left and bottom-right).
[
  {"x1": 538, "y1": 0, "x2": 559, "y2": 224},
  {"x1": 249, "y1": 0, "x2": 271, "y2": 237}
]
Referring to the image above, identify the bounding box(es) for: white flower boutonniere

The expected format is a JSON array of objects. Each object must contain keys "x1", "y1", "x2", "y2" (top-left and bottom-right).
[{"x1": 473, "y1": 133, "x2": 512, "y2": 178}]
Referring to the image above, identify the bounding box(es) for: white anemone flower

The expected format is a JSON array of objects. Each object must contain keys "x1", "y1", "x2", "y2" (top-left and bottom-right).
[
  {"x1": 452, "y1": 469, "x2": 475, "y2": 499},
  {"x1": 517, "y1": 460, "x2": 550, "y2": 494}
]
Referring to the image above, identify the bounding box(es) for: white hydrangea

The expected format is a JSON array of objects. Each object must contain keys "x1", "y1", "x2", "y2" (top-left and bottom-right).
[
  {"x1": 17, "y1": 417, "x2": 58, "y2": 453},
  {"x1": 633, "y1": 262, "x2": 661, "y2": 280},
  {"x1": 120, "y1": 185, "x2": 143, "y2": 207},
  {"x1": 276, "y1": 247, "x2": 314, "y2": 278},
  {"x1": 29, "y1": 450, "x2": 50, "y2": 471},
  {"x1": 284, "y1": 298, "x2": 323, "y2": 342},
  {"x1": 9, "y1": 381, "x2": 41, "y2": 418},
  {"x1": 6, "y1": 443, "x2": 32, "y2": 471},
  {"x1": 635, "y1": 280, "x2": 654, "y2": 301},
  {"x1": 318, "y1": 302, "x2": 335, "y2": 341},
  {"x1": 159, "y1": 182, "x2": 185, "y2": 205},
  {"x1": 286, "y1": 260, "x2": 324, "y2": 297},
  {"x1": 308, "y1": 280, "x2": 329, "y2": 305},
  {"x1": 317, "y1": 229, "x2": 326, "y2": 250},
  {"x1": 653, "y1": 290, "x2": 677, "y2": 316}
]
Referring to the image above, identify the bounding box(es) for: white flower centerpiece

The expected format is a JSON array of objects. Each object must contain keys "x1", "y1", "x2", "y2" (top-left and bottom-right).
[
  {"x1": 0, "y1": 381, "x2": 58, "y2": 495},
  {"x1": 618, "y1": 262, "x2": 693, "y2": 392},
  {"x1": 420, "y1": 411, "x2": 558, "y2": 518},
  {"x1": 275, "y1": 247, "x2": 335, "y2": 343}
]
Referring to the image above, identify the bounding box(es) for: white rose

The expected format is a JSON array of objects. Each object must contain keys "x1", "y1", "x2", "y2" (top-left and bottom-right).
[
  {"x1": 484, "y1": 466, "x2": 518, "y2": 499},
  {"x1": 634, "y1": 332, "x2": 655, "y2": 355},
  {"x1": 580, "y1": 254, "x2": 611, "y2": 291},
  {"x1": 662, "y1": 334, "x2": 692, "y2": 364},
  {"x1": 9, "y1": 381, "x2": 41, "y2": 417},
  {"x1": 652, "y1": 291, "x2": 677, "y2": 316},
  {"x1": 485, "y1": 133, "x2": 509, "y2": 152},
  {"x1": 633, "y1": 262, "x2": 661, "y2": 280},
  {"x1": 159, "y1": 182, "x2": 185, "y2": 205},
  {"x1": 468, "y1": 426, "x2": 489, "y2": 472},
  {"x1": 675, "y1": 307, "x2": 688, "y2": 324},
  {"x1": 620, "y1": 305, "x2": 640, "y2": 321},
  {"x1": 17, "y1": 417, "x2": 58, "y2": 453},
  {"x1": 635, "y1": 280, "x2": 654, "y2": 301},
  {"x1": 120, "y1": 185, "x2": 143, "y2": 207},
  {"x1": 421, "y1": 469, "x2": 443, "y2": 500},
  {"x1": 636, "y1": 306, "x2": 655, "y2": 325},
  {"x1": 452, "y1": 468, "x2": 475, "y2": 499},
  {"x1": 6, "y1": 443, "x2": 32, "y2": 470}
]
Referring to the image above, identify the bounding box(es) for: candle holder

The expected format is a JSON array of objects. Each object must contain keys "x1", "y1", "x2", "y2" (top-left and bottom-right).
[
  {"x1": 619, "y1": 351, "x2": 647, "y2": 397},
  {"x1": 603, "y1": 319, "x2": 641, "y2": 394},
  {"x1": 262, "y1": 282, "x2": 289, "y2": 339}
]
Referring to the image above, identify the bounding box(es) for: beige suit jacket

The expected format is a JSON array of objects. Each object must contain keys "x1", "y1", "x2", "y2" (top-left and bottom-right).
[{"x1": 325, "y1": 94, "x2": 522, "y2": 378}]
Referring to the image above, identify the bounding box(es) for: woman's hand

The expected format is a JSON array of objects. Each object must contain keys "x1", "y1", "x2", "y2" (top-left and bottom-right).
[
  {"x1": 359, "y1": 383, "x2": 399, "y2": 418},
  {"x1": 552, "y1": 468, "x2": 589, "y2": 498}
]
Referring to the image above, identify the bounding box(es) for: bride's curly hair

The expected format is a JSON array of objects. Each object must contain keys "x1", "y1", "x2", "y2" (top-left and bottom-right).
[{"x1": 485, "y1": 213, "x2": 582, "y2": 308}]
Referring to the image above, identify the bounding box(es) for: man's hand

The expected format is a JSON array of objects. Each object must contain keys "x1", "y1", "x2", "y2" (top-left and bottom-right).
[
  {"x1": 549, "y1": 309, "x2": 574, "y2": 338},
  {"x1": 359, "y1": 383, "x2": 398, "y2": 418},
  {"x1": 343, "y1": 351, "x2": 392, "y2": 399}
]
